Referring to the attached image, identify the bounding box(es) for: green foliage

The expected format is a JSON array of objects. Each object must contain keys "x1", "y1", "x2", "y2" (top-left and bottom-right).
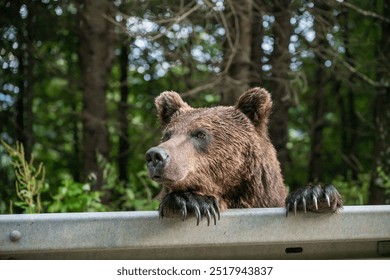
[
  {"x1": 375, "y1": 167, "x2": 390, "y2": 195},
  {"x1": 332, "y1": 173, "x2": 370, "y2": 205},
  {"x1": 97, "y1": 154, "x2": 160, "y2": 211},
  {"x1": 1, "y1": 140, "x2": 46, "y2": 214},
  {"x1": 46, "y1": 178, "x2": 108, "y2": 213},
  {"x1": 1, "y1": 0, "x2": 388, "y2": 213},
  {"x1": 0, "y1": 141, "x2": 159, "y2": 214}
]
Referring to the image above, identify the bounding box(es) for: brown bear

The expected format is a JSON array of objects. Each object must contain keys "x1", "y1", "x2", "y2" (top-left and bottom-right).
[{"x1": 145, "y1": 87, "x2": 342, "y2": 225}]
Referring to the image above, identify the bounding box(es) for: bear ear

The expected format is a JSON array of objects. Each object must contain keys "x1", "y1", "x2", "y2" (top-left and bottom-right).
[
  {"x1": 155, "y1": 91, "x2": 191, "y2": 126},
  {"x1": 235, "y1": 87, "x2": 273, "y2": 127}
]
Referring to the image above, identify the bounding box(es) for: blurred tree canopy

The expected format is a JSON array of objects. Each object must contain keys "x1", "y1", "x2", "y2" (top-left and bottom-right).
[{"x1": 0, "y1": 0, "x2": 389, "y2": 214}]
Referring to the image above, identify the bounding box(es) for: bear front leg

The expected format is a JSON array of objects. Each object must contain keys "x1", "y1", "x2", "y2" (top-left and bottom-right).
[
  {"x1": 158, "y1": 191, "x2": 220, "y2": 226},
  {"x1": 285, "y1": 184, "x2": 343, "y2": 216}
]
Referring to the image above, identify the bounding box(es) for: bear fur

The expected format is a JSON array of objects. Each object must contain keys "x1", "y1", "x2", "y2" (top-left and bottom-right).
[{"x1": 146, "y1": 87, "x2": 342, "y2": 225}]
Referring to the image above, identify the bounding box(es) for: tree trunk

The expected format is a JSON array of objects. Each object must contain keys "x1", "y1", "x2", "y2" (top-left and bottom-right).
[
  {"x1": 345, "y1": 90, "x2": 359, "y2": 178},
  {"x1": 118, "y1": 43, "x2": 130, "y2": 183},
  {"x1": 24, "y1": 9, "x2": 34, "y2": 162},
  {"x1": 15, "y1": 55, "x2": 25, "y2": 154},
  {"x1": 268, "y1": 0, "x2": 293, "y2": 176},
  {"x1": 307, "y1": 1, "x2": 335, "y2": 183},
  {"x1": 250, "y1": 0, "x2": 264, "y2": 87},
  {"x1": 66, "y1": 51, "x2": 82, "y2": 182},
  {"x1": 220, "y1": 0, "x2": 253, "y2": 105},
  {"x1": 368, "y1": 1, "x2": 390, "y2": 204},
  {"x1": 336, "y1": 81, "x2": 349, "y2": 176},
  {"x1": 78, "y1": 0, "x2": 116, "y2": 190},
  {"x1": 369, "y1": 92, "x2": 390, "y2": 204},
  {"x1": 308, "y1": 59, "x2": 327, "y2": 182},
  {"x1": 15, "y1": 1, "x2": 35, "y2": 162},
  {"x1": 338, "y1": 8, "x2": 359, "y2": 180}
]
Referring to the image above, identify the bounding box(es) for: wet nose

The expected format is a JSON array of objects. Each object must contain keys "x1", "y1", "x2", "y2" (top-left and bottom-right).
[{"x1": 145, "y1": 147, "x2": 169, "y2": 167}]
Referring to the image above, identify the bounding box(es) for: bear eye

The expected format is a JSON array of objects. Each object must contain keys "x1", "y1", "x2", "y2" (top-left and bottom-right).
[
  {"x1": 161, "y1": 131, "x2": 171, "y2": 142},
  {"x1": 192, "y1": 129, "x2": 208, "y2": 140},
  {"x1": 191, "y1": 129, "x2": 210, "y2": 153},
  {"x1": 195, "y1": 131, "x2": 206, "y2": 139}
]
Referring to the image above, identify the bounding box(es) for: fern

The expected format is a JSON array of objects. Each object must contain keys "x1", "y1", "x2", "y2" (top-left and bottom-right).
[{"x1": 1, "y1": 140, "x2": 46, "y2": 214}]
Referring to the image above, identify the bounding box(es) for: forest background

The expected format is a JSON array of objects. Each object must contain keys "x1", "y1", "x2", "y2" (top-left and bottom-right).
[{"x1": 0, "y1": 0, "x2": 389, "y2": 214}]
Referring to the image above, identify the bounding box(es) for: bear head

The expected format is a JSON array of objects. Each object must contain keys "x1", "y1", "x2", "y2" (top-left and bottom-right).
[{"x1": 146, "y1": 87, "x2": 284, "y2": 209}]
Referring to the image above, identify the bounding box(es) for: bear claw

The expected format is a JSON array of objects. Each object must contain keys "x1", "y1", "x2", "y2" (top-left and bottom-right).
[
  {"x1": 159, "y1": 192, "x2": 220, "y2": 226},
  {"x1": 285, "y1": 184, "x2": 343, "y2": 216}
]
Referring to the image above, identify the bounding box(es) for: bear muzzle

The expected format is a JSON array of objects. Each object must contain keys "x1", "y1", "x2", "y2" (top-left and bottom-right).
[{"x1": 145, "y1": 147, "x2": 170, "y2": 181}]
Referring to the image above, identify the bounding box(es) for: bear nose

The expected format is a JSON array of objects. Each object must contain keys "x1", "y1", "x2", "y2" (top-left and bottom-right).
[{"x1": 145, "y1": 147, "x2": 169, "y2": 167}]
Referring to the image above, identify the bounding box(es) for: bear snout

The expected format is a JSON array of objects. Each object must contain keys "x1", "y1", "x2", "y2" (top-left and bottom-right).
[
  {"x1": 145, "y1": 142, "x2": 191, "y2": 187},
  {"x1": 145, "y1": 146, "x2": 169, "y2": 168},
  {"x1": 145, "y1": 146, "x2": 170, "y2": 180}
]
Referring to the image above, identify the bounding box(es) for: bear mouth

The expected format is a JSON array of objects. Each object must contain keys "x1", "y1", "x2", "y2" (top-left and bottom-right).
[
  {"x1": 147, "y1": 167, "x2": 189, "y2": 185},
  {"x1": 151, "y1": 175, "x2": 175, "y2": 184},
  {"x1": 152, "y1": 175, "x2": 163, "y2": 181}
]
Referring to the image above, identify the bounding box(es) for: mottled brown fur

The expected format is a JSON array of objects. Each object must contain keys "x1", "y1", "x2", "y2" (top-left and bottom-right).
[
  {"x1": 149, "y1": 87, "x2": 286, "y2": 211},
  {"x1": 146, "y1": 87, "x2": 342, "y2": 223}
]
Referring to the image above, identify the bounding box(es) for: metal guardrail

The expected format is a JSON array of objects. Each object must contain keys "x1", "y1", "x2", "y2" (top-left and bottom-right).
[{"x1": 0, "y1": 205, "x2": 389, "y2": 259}]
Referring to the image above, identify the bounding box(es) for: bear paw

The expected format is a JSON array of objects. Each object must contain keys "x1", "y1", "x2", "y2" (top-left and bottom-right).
[
  {"x1": 158, "y1": 192, "x2": 220, "y2": 226},
  {"x1": 285, "y1": 184, "x2": 343, "y2": 216}
]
